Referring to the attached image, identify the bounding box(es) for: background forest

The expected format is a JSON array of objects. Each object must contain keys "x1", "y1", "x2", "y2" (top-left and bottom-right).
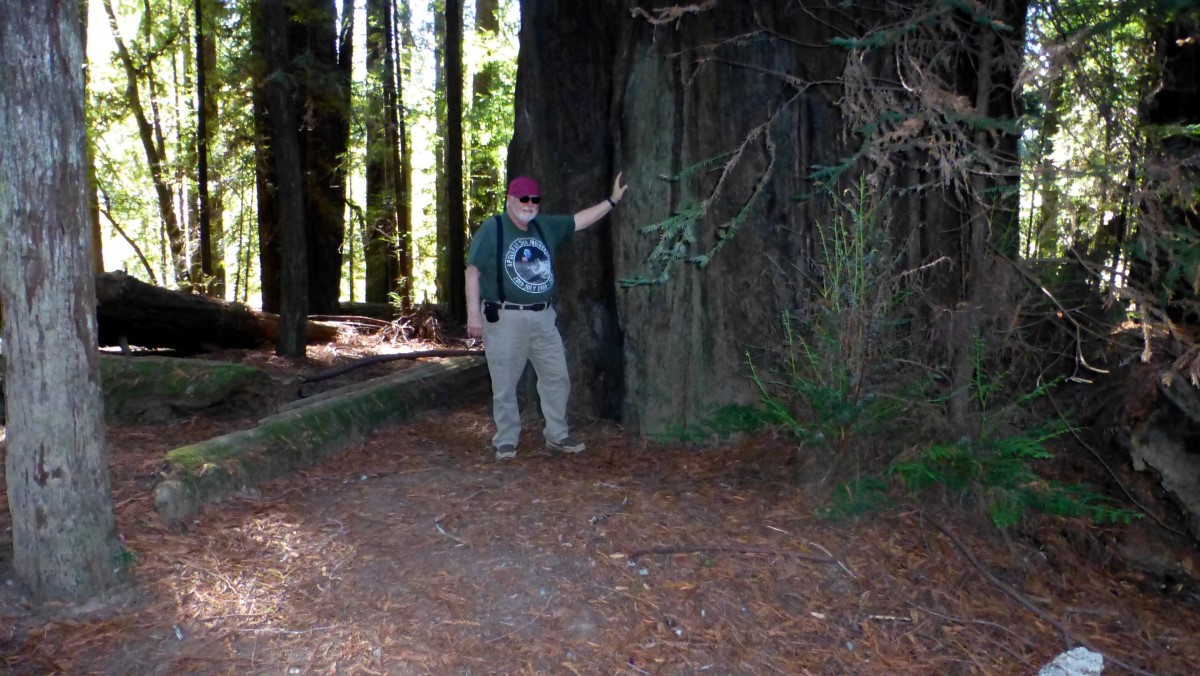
[{"x1": 85, "y1": 0, "x2": 516, "y2": 311}]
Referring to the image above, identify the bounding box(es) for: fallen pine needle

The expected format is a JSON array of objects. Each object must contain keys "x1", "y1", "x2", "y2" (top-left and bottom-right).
[
  {"x1": 626, "y1": 546, "x2": 835, "y2": 564},
  {"x1": 484, "y1": 593, "x2": 556, "y2": 644},
  {"x1": 435, "y1": 521, "x2": 469, "y2": 546},
  {"x1": 925, "y1": 515, "x2": 1155, "y2": 676}
]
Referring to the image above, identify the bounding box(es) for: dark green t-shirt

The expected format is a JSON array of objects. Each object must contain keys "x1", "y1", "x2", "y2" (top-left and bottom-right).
[{"x1": 468, "y1": 213, "x2": 575, "y2": 304}]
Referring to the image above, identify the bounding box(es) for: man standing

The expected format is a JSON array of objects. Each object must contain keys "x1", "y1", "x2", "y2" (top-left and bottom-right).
[{"x1": 466, "y1": 173, "x2": 628, "y2": 460}]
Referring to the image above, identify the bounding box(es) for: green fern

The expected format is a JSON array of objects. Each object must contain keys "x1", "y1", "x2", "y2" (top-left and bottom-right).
[{"x1": 817, "y1": 477, "x2": 892, "y2": 520}]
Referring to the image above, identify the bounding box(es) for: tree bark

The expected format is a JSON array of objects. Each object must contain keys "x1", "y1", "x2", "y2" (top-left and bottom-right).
[
  {"x1": 80, "y1": 0, "x2": 105, "y2": 274},
  {"x1": 254, "y1": 0, "x2": 349, "y2": 316},
  {"x1": 365, "y1": 0, "x2": 402, "y2": 304},
  {"x1": 93, "y1": 271, "x2": 336, "y2": 351},
  {"x1": 396, "y1": 0, "x2": 414, "y2": 307},
  {"x1": 434, "y1": 6, "x2": 449, "y2": 307},
  {"x1": 297, "y1": 0, "x2": 351, "y2": 315},
  {"x1": 261, "y1": 0, "x2": 310, "y2": 357},
  {"x1": 445, "y1": 0, "x2": 467, "y2": 323},
  {"x1": 96, "y1": 271, "x2": 268, "y2": 349},
  {"x1": 195, "y1": 0, "x2": 224, "y2": 297},
  {"x1": 0, "y1": 0, "x2": 125, "y2": 601},
  {"x1": 252, "y1": 4, "x2": 281, "y2": 313}
]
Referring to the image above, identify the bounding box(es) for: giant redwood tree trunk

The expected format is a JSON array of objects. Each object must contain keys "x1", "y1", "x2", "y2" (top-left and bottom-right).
[
  {"x1": 254, "y1": 0, "x2": 349, "y2": 316},
  {"x1": 511, "y1": 0, "x2": 1028, "y2": 435},
  {"x1": 507, "y1": 0, "x2": 625, "y2": 422},
  {"x1": 511, "y1": 1, "x2": 861, "y2": 431},
  {"x1": 0, "y1": 0, "x2": 125, "y2": 601}
]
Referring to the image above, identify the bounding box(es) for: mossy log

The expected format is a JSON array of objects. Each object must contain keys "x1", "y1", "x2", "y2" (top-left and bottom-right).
[
  {"x1": 154, "y1": 356, "x2": 488, "y2": 524},
  {"x1": 101, "y1": 355, "x2": 275, "y2": 424},
  {"x1": 1, "y1": 354, "x2": 275, "y2": 426}
]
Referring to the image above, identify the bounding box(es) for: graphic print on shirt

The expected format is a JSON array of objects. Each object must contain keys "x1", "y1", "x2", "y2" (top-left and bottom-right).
[{"x1": 505, "y1": 236, "x2": 554, "y2": 294}]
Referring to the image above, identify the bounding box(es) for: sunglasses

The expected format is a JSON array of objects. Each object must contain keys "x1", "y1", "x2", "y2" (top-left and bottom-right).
[{"x1": 516, "y1": 195, "x2": 541, "y2": 204}]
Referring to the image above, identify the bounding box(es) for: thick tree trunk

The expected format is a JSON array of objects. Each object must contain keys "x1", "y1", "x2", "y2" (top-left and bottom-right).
[
  {"x1": 262, "y1": 0, "x2": 310, "y2": 357},
  {"x1": 511, "y1": 0, "x2": 1026, "y2": 434},
  {"x1": 0, "y1": 0, "x2": 125, "y2": 601},
  {"x1": 96, "y1": 271, "x2": 267, "y2": 349},
  {"x1": 252, "y1": 36, "x2": 281, "y2": 313},
  {"x1": 254, "y1": 0, "x2": 348, "y2": 316},
  {"x1": 296, "y1": 0, "x2": 351, "y2": 315},
  {"x1": 508, "y1": 0, "x2": 626, "y2": 422}
]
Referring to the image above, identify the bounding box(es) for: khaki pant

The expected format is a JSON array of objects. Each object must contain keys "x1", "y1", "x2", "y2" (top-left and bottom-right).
[{"x1": 480, "y1": 305, "x2": 571, "y2": 448}]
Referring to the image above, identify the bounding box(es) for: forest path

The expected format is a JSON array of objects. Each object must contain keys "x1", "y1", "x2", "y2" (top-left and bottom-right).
[{"x1": 3, "y1": 404, "x2": 1200, "y2": 674}]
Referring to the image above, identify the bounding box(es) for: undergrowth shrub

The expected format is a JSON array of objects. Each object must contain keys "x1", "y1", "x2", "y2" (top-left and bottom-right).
[
  {"x1": 819, "y1": 337, "x2": 1141, "y2": 528},
  {"x1": 679, "y1": 181, "x2": 1140, "y2": 531},
  {"x1": 743, "y1": 181, "x2": 915, "y2": 481}
]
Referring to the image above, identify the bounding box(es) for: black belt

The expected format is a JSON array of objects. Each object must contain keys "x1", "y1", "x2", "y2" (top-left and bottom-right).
[{"x1": 486, "y1": 301, "x2": 550, "y2": 311}]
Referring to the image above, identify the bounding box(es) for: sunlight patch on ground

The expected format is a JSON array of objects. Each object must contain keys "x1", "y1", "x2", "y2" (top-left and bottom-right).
[{"x1": 158, "y1": 512, "x2": 356, "y2": 635}]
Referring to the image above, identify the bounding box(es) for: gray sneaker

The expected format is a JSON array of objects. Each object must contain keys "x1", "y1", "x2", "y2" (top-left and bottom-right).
[
  {"x1": 546, "y1": 435, "x2": 586, "y2": 454},
  {"x1": 494, "y1": 444, "x2": 517, "y2": 460}
]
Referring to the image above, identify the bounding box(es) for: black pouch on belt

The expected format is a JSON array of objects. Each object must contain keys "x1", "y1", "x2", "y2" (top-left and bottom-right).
[{"x1": 484, "y1": 301, "x2": 500, "y2": 323}]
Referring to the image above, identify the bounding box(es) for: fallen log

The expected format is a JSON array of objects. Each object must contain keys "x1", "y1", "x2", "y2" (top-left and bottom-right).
[
  {"x1": 153, "y1": 355, "x2": 488, "y2": 524},
  {"x1": 95, "y1": 271, "x2": 336, "y2": 351}
]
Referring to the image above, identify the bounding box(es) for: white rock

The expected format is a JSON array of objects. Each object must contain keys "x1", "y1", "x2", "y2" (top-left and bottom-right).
[{"x1": 1037, "y1": 647, "x2": 1104, "y2": 676}]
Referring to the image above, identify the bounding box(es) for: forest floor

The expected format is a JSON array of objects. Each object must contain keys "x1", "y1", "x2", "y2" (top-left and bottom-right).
[{"x1": 2, "y1": 324, "x2": 1200, "y2": 675}]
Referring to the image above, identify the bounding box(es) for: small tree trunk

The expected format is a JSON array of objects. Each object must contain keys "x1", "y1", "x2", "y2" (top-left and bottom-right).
[
  {"x1": 365, "y1": 0, "x2": 401, "y2": 304},
  {"x1": 445, "y1": 0, "x2": 467, "y2": 323},
  {"x1": 396, "y1": 0, "x2": 414, "y2": 306},
  {"x1": 195, "y1": 0, "x2": 220, "y2": 296},
  {"x1": 433, "y1": 7, "x2": 449, "y2": 306},
  {"x1": 0, "y1": 0, "x2": 125, "y2": 601},
  {"x1": 102, "y1": 0, "x2": 190, "y2": 289}
]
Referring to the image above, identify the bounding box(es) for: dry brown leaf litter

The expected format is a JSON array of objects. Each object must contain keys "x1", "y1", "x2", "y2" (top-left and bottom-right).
[{"x1": 0, "y1": 340, "x2": 1196, "y2": 674}]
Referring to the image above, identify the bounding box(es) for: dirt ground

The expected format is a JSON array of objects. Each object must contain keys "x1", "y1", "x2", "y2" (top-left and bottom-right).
[{"x1": 2, "y1": 328, "x2": 1200, "y2": 675}]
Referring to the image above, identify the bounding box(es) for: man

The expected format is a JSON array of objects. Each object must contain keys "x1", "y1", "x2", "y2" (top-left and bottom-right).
[{"x1": 466, "y1": 173, "x2": 629, "y2": 460}]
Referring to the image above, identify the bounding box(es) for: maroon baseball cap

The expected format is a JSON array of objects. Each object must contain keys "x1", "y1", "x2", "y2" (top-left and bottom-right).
[{"x1": 507, "y1": 176, "x2": 540, "y2": 198}]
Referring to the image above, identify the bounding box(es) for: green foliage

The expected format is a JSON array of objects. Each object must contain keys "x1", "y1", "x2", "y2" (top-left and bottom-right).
[
  {"x1": 652, "y1": 404, "x2": 786, "y2": 444},
  {"x1": 820, "y1": 334, "x2": 1142, "y2": 530},
  {"x1": 747, "y1": 180, "x2": 910, "y2": 459},
  {"x1": 888, "y1": 423, "x2": 1140, "y2": 529},
  {"x1": 464, "y1": 2, "x2": 519, "y2": 225},
  {"x1": 622, "y1": 111, "x2": 780, "y2": 287},
  {"x1": 815, "y1": 477, "x2": 892, "y2": 520},
  {"x1": 619, "y1": 203, "x2": 703, "y2": 287},
  {"x1": 114, "y1": 547, "x2": 140, "y2": 568}
]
